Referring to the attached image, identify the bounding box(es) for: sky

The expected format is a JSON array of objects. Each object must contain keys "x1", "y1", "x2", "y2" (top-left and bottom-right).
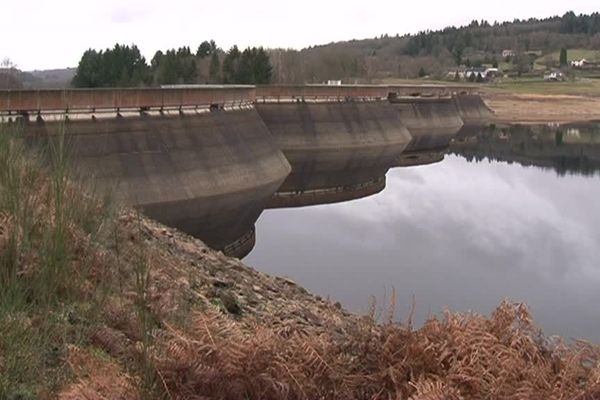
[{"x1": 1, "y1": 0, "x2": 599, "y2": 71}]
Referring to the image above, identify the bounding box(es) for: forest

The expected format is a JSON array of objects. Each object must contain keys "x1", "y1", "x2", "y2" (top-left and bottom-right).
[{"x1": 71, "y1": 42, "x2": 273, "y2": 87}]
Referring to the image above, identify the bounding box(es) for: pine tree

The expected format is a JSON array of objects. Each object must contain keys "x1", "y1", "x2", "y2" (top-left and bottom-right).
[
  {"x1": 197, "y1": 41, "x2": 213, "y2": 58},
  {"x1": 209, "y1": 52, "x2": 221, "y2": 83},
  {"x1": 222, "y1": 46, "x2": 241, "y2": 84},
  {"x1": 559, "y1": 48, "x2": 568, "y2": 67},
  {"x1": 72, "y1": 44, "x2": 149, "y2": 88},
  {"x1": 253, "y1": 48, "x2": 272, "y2": 84}
]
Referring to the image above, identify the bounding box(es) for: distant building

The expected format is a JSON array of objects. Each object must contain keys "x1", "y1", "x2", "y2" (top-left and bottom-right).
[
  {"x1": 484, "y1": 68, "x2": 500, "y2": 78},
  {"x1": 464, "y1": 67, "x2": 499, "y2": 81},
  {"x1": 327, "y1": 80, "x2": 342, "y2": 86},
  {"x1": 502, "y1": 50, "x2": 517, "y2": 59},
  {"x1": 570, "y1": 59, "x2": 594, "y2": 69},
  {"x1": 465, "y1": 67, "x2": 487, "y2": 81},
  {"x1": 544, "y1": 71, "x2": 565, "y2": 81}
]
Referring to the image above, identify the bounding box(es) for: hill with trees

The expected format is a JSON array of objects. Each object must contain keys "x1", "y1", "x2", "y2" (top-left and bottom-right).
[{"x1": 268, "y1": 11, "x2": 600, "y2": 83}]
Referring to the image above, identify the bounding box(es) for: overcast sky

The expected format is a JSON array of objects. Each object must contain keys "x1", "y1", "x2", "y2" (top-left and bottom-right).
[{"x1": 2, "y1": 0, "x2": 598, "y2": 71}]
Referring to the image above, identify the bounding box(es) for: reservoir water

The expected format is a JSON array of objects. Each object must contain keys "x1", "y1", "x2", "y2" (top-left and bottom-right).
[{"x1": 246, "y1": 123, "x2": 600, "y2": 342}]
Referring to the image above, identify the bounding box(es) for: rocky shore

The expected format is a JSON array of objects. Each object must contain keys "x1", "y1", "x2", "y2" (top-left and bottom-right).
[{"x1": 119, "y1": 212, "x2": 358, "y2": 333}]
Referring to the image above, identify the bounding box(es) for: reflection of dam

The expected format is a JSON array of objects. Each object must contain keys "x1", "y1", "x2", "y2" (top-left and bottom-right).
[
  {"x1": 1, "y1": 84, "x2": 492, "y2": 257},
  {"x1": 451, "y1": 122, "x2": 600, "y2": 176},
  {"x1": 255, "y1": 87, "x2": 412, "y2": 207}
]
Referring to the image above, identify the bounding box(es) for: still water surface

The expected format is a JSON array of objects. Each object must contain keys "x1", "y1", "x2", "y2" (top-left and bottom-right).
[{"x1": 246, "y1": 127, "x2": 600, "y2": 342}]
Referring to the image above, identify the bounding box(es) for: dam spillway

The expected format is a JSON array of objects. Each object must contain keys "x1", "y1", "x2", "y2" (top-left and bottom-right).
[
  {"x1": 388, "y1": 96, "x2": 463, "y2": 167},
  {"x1": 387, "y1": 86, "x2": 493, "y2": 167},
  {"x1": 452, "y1": 93, "x2": 495, "y2": 136},
  {"x1": 255, "y1": 86, "x2": 412, "y2": 208}
]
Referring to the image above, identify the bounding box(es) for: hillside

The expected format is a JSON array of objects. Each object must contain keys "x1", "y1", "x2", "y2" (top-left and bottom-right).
[
  {"x1": 269, "y1": 11, "x2": 600, "y2": 83},
  {"x1": 22, "y1": 68, "x2": 76, "y2": 88}
]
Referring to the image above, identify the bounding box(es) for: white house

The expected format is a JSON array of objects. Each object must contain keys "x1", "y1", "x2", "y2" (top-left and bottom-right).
[
  {"x1": 570, "y1": 59, "x2": 593, "y2": 68},
  {"x1": 544, "y1": 71, "x2": 565, "y2": 81},
  {"x1": 502, "y1": 50, "x2": 516, "y2": 58}
]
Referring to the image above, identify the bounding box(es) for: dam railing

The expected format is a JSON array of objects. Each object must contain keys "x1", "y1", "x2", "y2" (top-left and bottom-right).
[
  {"x1": 255, "y1": 85, "x2": 390, "y2": 102},
  {"x1": 0, "y1": 86, "x2": 256, "y2": 115},
  {"x1": 387, "y1": 84, "x2": 477, "y2": 98},
  {"x1": 0, "y1": 84, "x2": 480, "y2": 116}
]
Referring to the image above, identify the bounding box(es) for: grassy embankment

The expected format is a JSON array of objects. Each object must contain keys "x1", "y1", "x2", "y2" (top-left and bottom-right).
[{"x1": 0, "y1": 122, "x2": 600, "y2": 399}]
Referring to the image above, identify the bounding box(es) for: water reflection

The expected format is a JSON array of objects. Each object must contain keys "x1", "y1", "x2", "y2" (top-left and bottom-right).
[
  {"x1": 247, "y1": 130, "x2": 600, "y2": 342},
  {"x1": 451, "y1": 122, "x2": 600, "y2": 176}
]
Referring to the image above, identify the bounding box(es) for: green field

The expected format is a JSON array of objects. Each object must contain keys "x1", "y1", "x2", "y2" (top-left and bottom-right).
[{"x1": 542, "y1": 49, "x2": 600, "y2": 63}]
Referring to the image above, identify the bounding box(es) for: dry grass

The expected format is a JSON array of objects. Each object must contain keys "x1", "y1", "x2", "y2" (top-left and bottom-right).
[
  {"x1": 140, "y1": 302, "x2": 600, "y2": 400},
  {"x1": 59, "y1": 346, "x2": 141, "y2": 400}
]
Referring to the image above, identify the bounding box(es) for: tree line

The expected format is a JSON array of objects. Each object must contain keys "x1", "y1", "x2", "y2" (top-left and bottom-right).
[
  {"x1": 403, "y1": 12, "x2": 600, "y2": 62},
  {"x1": 72, "y1": 41, "x2": 272, "y2": 88}
]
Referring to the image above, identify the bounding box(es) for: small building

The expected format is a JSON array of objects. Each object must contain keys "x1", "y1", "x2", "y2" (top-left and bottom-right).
[
  {"x1": 570, "y1": 59, "x2": 594, "y2": 69},
  {"x1": 502, "y1": 50, "x2": 516, "y2": 59},
  {"x1": 544, "y1": 71, "x2": 565, "y2": 81},
  {"x1": 464, "y1": 67, "x2": 498, "y2": 81},
  {"x1": 484, "y1": 68, "x2": 500, "y2": 78},
  {"x1": 326, "y1": 80, "x2": 342, "y2": 86},
  {"x1": 445, "y1": 70, "x2": 463, "y2": 80},
  {"x1": 465, "y1": 67, "x2": 487, "y2": 81}
]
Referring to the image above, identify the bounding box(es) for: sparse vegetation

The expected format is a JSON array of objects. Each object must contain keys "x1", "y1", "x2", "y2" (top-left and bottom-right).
[
  {"x1": 485, "y1": 78, "x2": 600, "y2": 96},
  {"x1": 0, "y1": 121, "x2": 599, "y2": 399},
  {"x1": 0, "y1": 121, "x2": 116, "y2": 397}
]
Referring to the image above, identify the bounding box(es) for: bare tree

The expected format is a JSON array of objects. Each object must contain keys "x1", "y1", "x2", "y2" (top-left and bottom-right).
[{"x1": 0, "y1": 58, "x2": 22, "y2": 89}]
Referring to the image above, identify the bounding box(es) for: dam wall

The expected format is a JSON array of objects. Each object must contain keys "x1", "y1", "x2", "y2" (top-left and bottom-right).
[
  {"x1": 387, "y1": 97, "x2": 462, "y2": 167},
  {"x1": 389, "y1": 97, "x2": 464, "y2": 153},
  {"x1": 452, "y1": 93, "x2": 495, "y2": 133},
  {"x1": 256, "y1": 101, "x2": 412, "y2": 207},
  {"x1": 19, "y1": 107, "x2": 291, "y2": 258}
]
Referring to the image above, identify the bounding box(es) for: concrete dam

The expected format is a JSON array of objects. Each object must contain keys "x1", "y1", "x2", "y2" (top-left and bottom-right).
[
  {"x1": 0, "y1": 85, "x2": 492, "y2": 258},
  {"x1": 388, "y1": 91, "x2": 464, "y2": 167},
  {"x1": 256, "y1": 86, "x2": 411, "y2": 207}
]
